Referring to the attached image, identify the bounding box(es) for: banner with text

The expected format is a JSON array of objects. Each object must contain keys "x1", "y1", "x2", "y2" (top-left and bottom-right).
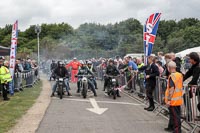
[{"x1": 9, "y1": 20, "x2": 18, "y2": 78}]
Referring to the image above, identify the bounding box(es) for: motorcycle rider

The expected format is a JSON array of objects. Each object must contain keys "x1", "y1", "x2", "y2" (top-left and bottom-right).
[
  {"x1": 87, "y1": 61, "x2": 98, "y2": 89},
  {"x1": 51, "y1": 61, "x2": 71, "y2": 97},
  {"x1": 76, "y1": 61, "x2": 97, "y2": 97},
  {"x1": 103, "y1": 59, "x2": 121, "y2": 97}
]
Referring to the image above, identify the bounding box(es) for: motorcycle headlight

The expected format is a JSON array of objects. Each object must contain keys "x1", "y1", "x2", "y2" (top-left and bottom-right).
[
  {"x1": 59, "y1": 78, "x2": 64, "y2": 81},
  {"x1": 112, "y1": 79, "x2": 116, "y2": 82}
]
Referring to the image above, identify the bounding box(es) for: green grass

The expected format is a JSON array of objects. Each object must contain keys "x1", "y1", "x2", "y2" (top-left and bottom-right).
[{"x1": 0, "y1": 81, "x2": 42, "y2": 133}]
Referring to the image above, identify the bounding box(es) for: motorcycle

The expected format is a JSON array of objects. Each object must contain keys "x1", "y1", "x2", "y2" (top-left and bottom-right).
[
  {"x1": 56, "y1": 77, "x2": 65, "y2": 99},
  {"x1": 105, "y1": 75, "x2": 120, "y2": 99},
  {"x1": 76, "y1": 75, "x2": 93, "y2": 98}
]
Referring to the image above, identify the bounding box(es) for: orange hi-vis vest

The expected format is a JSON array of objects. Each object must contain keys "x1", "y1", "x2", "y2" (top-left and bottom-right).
[{"x1": 165, "y1": 72, "x2": 183, "y2": 106}]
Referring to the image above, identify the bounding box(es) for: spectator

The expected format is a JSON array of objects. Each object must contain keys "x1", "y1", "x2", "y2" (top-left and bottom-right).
[
  {"x1": 158, "y1": 52, "x2": 166, "y2": 66},
  {"x1": 139, "y1": 55, "x2": 159, "y2": 111},
  {"x1": 162, "y1": 53, "x2": 172, "y2": 78},
  {"x1": 15, "y1": 59, "x2": 23, "y2": 91},
  {"x1": 0, "y1": 57, "x2": 10, "y2": 100},
  {"x1": 4, "y1": 60, "x2": 14, "y2": 96},
  {"x1": 164, "y1": 61, "x2": 183, "y2": 133},
  {"x1": 184, "y1": 55, "x2": 191, "y2": 72},
  {"x1": 170, "y1": 52, "x2": 182, "y2": 73},
  {"x1": 118, "y1": 59, "x2": 125, "y2": 70},
  {"x1": 156, "y1": 61, "x2": 164, "y2": 77},
  {"x1": 124, "y1": 56, "x2": 138, "y2": 92},
  {"x1": 137, "y1": 58, "x2": 144, "y2": 69},
  {"x1": 24, "y1": 59, "x2": 32, "y2": 71},
  {"x1": 183, "y1": 52, "x2": 200, "y2": 85},
  {"x1": 24, "y1": 59, "x2": 33, "y2": 87},
  {"x1": 15, "y1": 59, "x2": 24, "y2": 73}
]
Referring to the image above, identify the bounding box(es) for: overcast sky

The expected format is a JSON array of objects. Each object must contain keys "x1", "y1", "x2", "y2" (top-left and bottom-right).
[{"x1": 0, "y1": 0, "x2": 200, "y2": 30}]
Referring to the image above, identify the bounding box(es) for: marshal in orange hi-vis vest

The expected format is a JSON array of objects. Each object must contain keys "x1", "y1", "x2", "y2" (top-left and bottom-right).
[{"x1": 165, "y1": 72, "x2": 183, "y2": 106}]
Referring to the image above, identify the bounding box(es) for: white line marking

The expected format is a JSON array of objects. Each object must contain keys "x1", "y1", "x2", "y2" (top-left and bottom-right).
[{"x1": 60, "y1": 98, "x2": 143, "y2": 106}]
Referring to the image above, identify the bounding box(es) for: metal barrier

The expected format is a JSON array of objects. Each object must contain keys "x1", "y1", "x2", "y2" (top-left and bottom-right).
[
  {"x1": 153, "y1": 77, "x2": 168, "y2": 115},
  {"x1": 181, "y1": 85, "x2": 200, "y2": 132},
  {"x1": 13, "y1": 69, "x2": 39, "y2": 90}
]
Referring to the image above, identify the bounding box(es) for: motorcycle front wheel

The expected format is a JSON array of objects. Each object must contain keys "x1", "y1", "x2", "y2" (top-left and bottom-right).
[
  {"x1": 113, "y1": 89, "x2": 116, "y2": 99},
  {"x1": 58, "y1": 86, "x2": 63, "y2": 99},
  {"x1": 82, "y1": 82, "x2": 87, "y2": 99}
]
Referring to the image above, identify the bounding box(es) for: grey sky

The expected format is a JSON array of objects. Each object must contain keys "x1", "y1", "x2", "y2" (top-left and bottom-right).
[{"x1": 0, "y1": 0, "x2": 200, "y2": 30}]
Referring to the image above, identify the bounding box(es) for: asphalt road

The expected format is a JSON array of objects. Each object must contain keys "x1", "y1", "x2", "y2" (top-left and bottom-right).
[{"x1": 36, "y1": 80, "x2": 169, "y2": 133}]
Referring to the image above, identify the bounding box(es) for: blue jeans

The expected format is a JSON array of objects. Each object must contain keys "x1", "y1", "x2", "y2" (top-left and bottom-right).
[
  {"x1": 52, "y1": 79, "x2": 70, "y2": 93},
  {"x1": 9, "y1": 80, "x2": 14, "y2": 95}
]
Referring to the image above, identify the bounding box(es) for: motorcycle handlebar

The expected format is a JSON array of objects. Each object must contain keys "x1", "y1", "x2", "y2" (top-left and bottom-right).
[
  {"x1": 104, "y1": 75, "x2": 120, "y2": 78},
  {"x1": 75, "y1": 75, "x2": 94, "y2": 78}
]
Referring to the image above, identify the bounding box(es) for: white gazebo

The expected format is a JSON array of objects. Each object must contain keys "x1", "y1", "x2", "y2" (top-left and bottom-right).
[{"x1": 175, "y1": 46, "x2": 200, "y2": 57}]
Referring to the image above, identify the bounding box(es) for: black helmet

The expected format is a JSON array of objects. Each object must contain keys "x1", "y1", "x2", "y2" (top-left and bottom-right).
[{"x1": 57, "y1": 61, "x2": 63, "y2": 66}]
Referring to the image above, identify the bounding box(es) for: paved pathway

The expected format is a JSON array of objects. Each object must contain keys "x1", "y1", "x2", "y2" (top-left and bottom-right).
[{"x1": 36, "y1": 81, "x2": 169, "y2": 133}]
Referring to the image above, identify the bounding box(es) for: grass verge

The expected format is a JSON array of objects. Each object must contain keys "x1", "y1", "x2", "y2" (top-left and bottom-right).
[{"x1": 0, "y1": 81, "x2": 42, "y2": 133}]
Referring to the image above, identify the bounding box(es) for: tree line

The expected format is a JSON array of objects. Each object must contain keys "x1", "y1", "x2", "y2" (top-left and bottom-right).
[{"x1": 0, "y1": 18, "x2": 199, "y2": 59}]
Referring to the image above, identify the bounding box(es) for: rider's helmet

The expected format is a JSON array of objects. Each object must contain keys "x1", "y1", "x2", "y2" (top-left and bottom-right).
[
  {"x1": 60, "y1": 61, "x2": 65, "y2": 67},
  {"x1": 80, "y1": 60, "x2": 84, "y2": 65},
  {"x1": 87, "y1": 61, "x2": 92, "y2": 66},
  {"x1": 81, "y1": 60, "x2": 87, "y2": 68},
  {"x1": 58, "y1": 61, "x2": 64, "y2": 67}
]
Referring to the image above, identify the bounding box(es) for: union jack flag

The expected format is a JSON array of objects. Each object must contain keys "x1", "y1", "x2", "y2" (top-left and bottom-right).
[{"x1": 144, "y1": 13, "x2": 161, "y2": 63}]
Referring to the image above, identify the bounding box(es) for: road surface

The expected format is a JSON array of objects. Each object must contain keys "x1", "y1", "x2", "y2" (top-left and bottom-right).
[{"x1": 36, "y1": 81, "x2": 169, "y2": 133}]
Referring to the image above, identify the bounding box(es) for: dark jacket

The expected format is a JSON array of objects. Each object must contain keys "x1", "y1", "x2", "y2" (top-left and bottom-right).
[
  {"x1": 118, "y1": 64, "x2": 126, "y2": 70},
  {"x1": 24, "y1": 62, "x2": 32, "y2": 71},
  {"x1": 15, "y1": 64, "x2": 22, "y2": 72},
  {"x1": 77, "y1": 66, "x2": 93, "y2": 76},
  {"x1": 183, "y1": 62, "x2": 200, "y2": 85},
  {"x1": 173, "y1": 57, "x2": 182, "y2": 73},
  {"x1": 54, "y1": 66, "x2": 69, "y2": 78},
  {"x1": 51, "y1": 63, "x2": 57, "y2": 71},
  {"x1": 139, "y1": 63, "x2": 159, "y2": 85},
  {"x1": 106, "y1": 65, "x2": 120, "y2": 76}
]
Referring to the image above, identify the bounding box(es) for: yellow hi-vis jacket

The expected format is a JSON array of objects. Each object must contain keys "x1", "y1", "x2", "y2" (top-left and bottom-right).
[
  {"x1": 0, "y1": 66, "x2": 12, "y2": 84},
  {"x1": 165, "y1": 72, "x2": 183, "y2": 106},
  {"x1": 138, "y1": 63, "x2": 144, "y2": 69}
]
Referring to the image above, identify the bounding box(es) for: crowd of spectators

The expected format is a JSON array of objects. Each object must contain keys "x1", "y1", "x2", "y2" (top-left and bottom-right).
[{"x1": 0, "y1": 57, "x2": 38, "y2": 101}]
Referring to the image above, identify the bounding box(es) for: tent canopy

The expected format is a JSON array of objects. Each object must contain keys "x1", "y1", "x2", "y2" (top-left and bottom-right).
[
  {"x1": 175, "y1": 46, "x2": 200, "y2": 57},
  {"x1": 0, "y1": 46, "x2": 10, "y2": 56}
]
